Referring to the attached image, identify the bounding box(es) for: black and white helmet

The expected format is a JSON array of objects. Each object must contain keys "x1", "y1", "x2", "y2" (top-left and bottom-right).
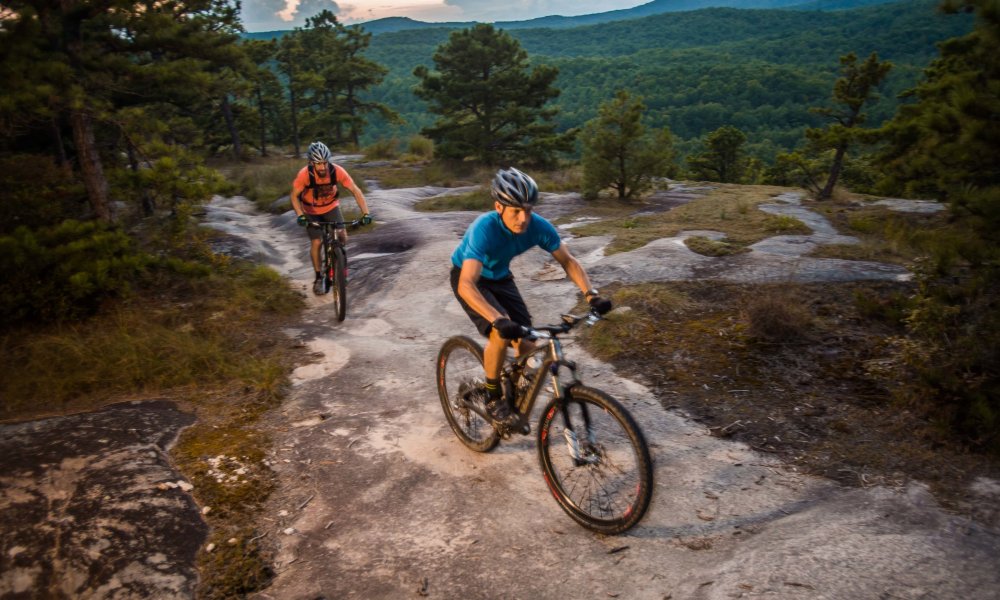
[
  {"x1": 307, "y1": 141, "x2": 332, "y2": 163},
  {"x1": 491, "y1": 167, "x2": 538, "y2": 208}
]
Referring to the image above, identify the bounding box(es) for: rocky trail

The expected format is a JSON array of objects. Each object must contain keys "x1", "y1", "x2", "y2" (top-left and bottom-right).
[{"x1": 2, "y1": 175, "x2": 998, "y2": 600}]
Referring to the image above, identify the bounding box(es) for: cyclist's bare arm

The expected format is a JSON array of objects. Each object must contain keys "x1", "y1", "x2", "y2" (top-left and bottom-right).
[
  {"x1": 290, "y1": 182, "x2": 306, "y2": 217},
  {"x1": 551, "y1": 244, "x2": 597, "y2": 297},
  {"x1": 343, "y1": 179, "x2": 370, "y2": 215},
  {"x1": 457, "y1": 259, "x2": 505, "y2": 324}
]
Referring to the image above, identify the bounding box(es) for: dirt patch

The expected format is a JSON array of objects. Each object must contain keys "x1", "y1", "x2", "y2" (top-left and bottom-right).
[{"x1": 583, "y1": 280, "x2": 1000, "y2": 520}]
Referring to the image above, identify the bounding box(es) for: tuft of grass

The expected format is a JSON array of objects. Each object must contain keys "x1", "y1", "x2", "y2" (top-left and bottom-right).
[
  {"x1": 685, "y1": 236, "x2": 749, "y2": 257},
  {"x1": 743, "y1": 289, "x2": 814, "y2": 343},
  {"x1": 415, "y1": 188, "x2": 492, "y2": 212},
  {"x1": 765, "y1": 214, "x2": 806, "y2": 233},
  {"x1": 580, "y1": 284, "x2": 694, "y2": 361}
]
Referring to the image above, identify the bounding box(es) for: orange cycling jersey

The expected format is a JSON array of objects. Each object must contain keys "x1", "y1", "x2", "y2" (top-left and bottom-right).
[{"x1": 293, "y1": 163, "x2": 355, "y2": 215}]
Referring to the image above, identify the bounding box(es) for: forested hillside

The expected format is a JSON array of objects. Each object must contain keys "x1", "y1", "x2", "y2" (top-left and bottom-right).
[{"x1": 362, "y1": 0, "x2": 972, "y2": 158}]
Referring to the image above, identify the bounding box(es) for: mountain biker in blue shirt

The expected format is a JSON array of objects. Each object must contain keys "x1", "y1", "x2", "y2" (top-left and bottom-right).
[{"x1": 450, "y1": 167, "x2": 612, "y2": 428}]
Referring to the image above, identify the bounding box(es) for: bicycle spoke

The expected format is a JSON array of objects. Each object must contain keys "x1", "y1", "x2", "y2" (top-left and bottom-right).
[
  {"x1": 437, "y1": 337, "x2": 500, "y2": 452},
  {"x1": 538, "y1": 388, "x2": 652, "y2": 533}
]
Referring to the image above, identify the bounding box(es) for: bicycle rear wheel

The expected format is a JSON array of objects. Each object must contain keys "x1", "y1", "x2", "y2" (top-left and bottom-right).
[
  {"x1": 436, "y1": 336, "x2": 500, "y2": 452},
  {"x1": 331, "y1": 243, "x2": 347, "y2": 321},
  {"x1": 538, "y1": 386, "x2": 653, "y2": 534}
]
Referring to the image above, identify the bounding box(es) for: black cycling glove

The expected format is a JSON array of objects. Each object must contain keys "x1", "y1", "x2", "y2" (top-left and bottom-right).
[
  {"x1": 491, "y1": 317, "x2": 524, "y2": 339},
  {"x1": 589, "y1": 295, "x2": 613, "y2": 315}
]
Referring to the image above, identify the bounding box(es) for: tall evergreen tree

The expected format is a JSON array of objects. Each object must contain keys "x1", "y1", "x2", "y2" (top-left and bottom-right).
[
  {"x1": 413, "y1": 24, "x2": 572, "y2": 166},
  {"x1": 241, "y1": 39, "x2": 285, "y2": 157},
  {"x1": 281, "y1": 12, "x2": 395, "y2": 150},
  {"x1": 0, "y1": 0, "x2": 244, "y2": 221},
  {"x1": 276, "y1": 33, "x2": 308, "y2": 156},
  {"x1": 877, "y1": 1, "x2": 999, "y2": 234},
  {"x1": 580, "y1": 91, "x2": 676, "y2": 201},
  {"x1": 874, "y1": 0, "x2": 1000, "y2": 452},
  {"x1": 337, "y1": 25, "x2": 399, "y2": 148},
  {"x1": 808, "y1": 52, "x2": 892, "y2": 200}
]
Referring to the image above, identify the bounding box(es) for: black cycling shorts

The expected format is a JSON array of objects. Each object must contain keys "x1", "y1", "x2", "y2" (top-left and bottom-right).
[
  {"x1": 450, "y1": 266, "x2": 533, "y2": 338},
  {"x1": 305, "y1": 206, "x2": 345, "y2": 241}
]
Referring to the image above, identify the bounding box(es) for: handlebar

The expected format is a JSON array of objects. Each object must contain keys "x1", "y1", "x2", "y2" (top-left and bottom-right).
[
  {"x1": 521, "y1": 309, "x2": 603, "y2": 341},
  {"x1": 307, "y1": 219, "x2": 362, "y2": 228},
  {"x1": 305, "y1": 214, "x2": 372, "y2": 229}
]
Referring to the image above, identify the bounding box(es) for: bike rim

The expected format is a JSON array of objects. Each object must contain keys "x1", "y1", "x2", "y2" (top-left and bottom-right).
[
  {"x1": 541, "y1": 399, "x2": 647, "y2": 528},
  {"x1": 440, "y1": 341, "x2": 497, "y2": 449}
]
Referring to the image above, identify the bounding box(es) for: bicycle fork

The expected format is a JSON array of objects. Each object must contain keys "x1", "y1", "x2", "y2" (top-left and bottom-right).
[{"x1": 558, "y1": 387, "x2": 600, "y2": 466}]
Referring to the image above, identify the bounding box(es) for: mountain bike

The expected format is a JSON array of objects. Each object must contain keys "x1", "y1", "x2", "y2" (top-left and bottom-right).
[
  {"x1": 308, "y1": 218, "x2": 363, "y2": 322},
  {"x1": 436, "y1": 310, "x2": 654, "y2": 534}
]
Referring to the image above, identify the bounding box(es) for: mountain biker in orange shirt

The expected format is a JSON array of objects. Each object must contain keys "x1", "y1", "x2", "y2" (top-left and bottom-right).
[
  {"x1": 450, "y1": 167, "x2": 612, "y2": 428},
  {"x1": 291, "y1": 141, "x2": 372, "y2": 295}
]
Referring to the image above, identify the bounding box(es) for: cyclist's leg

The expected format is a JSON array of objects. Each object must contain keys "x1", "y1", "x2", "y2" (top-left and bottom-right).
[
  {"x1": 305, "y1": 218, "x2": 323, "y2": 273},
  {"x1": 484, "y1": 275, "x2": 535, "y2": 359},
  {"x1": 327, "y1": 205, "x2": 347, "y2": 246},
  {"x1": 449, "y1": 267, "x2": 514, "y2": 381}
]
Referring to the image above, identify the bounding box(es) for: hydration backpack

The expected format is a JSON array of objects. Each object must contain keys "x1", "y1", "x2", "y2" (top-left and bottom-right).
[{"x1": 298, "y1": 161, "x2": 340, "y2": 207}]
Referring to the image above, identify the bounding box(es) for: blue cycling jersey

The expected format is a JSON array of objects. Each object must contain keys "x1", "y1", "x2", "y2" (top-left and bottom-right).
[{"x1": 451, "y1": 211, "x2": 562, "y2": 280}]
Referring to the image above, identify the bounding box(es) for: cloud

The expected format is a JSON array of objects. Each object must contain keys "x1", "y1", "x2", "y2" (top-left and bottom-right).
[
  {"x1": 241, "y1": 0, "x2": 341, "y2": 31},
  {"x1": 240, "y1": 0, "x2": 290, "y2": 31}
]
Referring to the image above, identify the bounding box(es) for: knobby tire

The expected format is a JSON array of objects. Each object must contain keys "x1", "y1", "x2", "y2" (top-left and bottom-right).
[
  {"x1": 332, "y1": 243, "x2": 347, "y2": 322},
  {"x1": 538, "y1": 386, "x2": 653, "y2": 534},
  {"x1": 436, "y1": 336, "x2": 500, "y2": 452}
]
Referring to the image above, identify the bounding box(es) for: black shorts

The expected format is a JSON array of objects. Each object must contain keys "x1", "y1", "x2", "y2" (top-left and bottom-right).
[
  {"x1": 305, "y1": 206, "x2": 345, "y2": 241},
  {"x1": 450, "y1": 266, "x2": 533, "y2": 338}
]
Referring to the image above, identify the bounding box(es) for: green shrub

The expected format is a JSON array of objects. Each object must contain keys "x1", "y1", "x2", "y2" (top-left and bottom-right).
[
  {"x1": 895, "y1": 258, "x2": 1000, "y2": 453},
  {"x1": 0, "y1": 220, "x2": 152, "y2": 328},
  {"x1": 0, "y1": 154, "x2": 88, "y2": 233},
  {"x1": 363, "y1": 138, "x2": 400, "y2": 160},
  {"x1": 406, "y1": 135, "x2": 434, "y2": 159}
]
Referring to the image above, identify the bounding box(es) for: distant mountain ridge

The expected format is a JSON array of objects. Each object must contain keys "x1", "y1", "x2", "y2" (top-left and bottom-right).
[{"x1": 242, "y1": 0, "x2": 907, "y2": 38}]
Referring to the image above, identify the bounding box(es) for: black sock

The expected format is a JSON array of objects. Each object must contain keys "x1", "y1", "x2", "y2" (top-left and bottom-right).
[
  {"x1": 315, "y1": 271, "x2": 322, "y2": 280},
  {"x1": 484, "y1": 377, "x2": 501, "y2": 400}
]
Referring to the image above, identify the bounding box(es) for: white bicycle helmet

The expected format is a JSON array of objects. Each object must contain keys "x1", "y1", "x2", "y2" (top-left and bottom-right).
[
  {"x1": 307, "y1": 141, "x2": 332, "y2": 163},
  {"x1": 491, "y1": 167, "x2": 538, "y2": 208}
]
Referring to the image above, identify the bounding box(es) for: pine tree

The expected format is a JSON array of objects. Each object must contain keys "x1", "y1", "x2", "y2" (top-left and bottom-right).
[
  {"x1": 877, "y1": 1, "x2": 999, "y2": 235},
  {"x1": 687, "y1": 126, "x2": 748, "y2": 183},
  {"x1": 0, "y1": 0, "x2": 244, "y2": 221},
  {"x1": 580, "y1": 91, "x2": 676, "y2": 201},
  {"x1": 874, "y1": 0, "x2": 1000, "y2": 452},
  {"x1": 413, "y1": 24, "x2": 572, "y2": 166},
  {"x1": 808, "y1": 52, "x2": 892, "y2": 200}
]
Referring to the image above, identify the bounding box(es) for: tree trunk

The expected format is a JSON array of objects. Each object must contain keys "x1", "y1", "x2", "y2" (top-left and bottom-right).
[
  {"x1": 347, "y1": 88, "x2": 360, "y2": 147},
  {"x1": 221, "y1": 95, "x2": 242, "y2": 160},
  {"x1": 127, "y1": 143, "x2": 155, "y2": 216},
  {"x1": 819, "y1": 144, "x2": 848, "y2": 200},
  {"x1": 289, "y1": 86, "x2": 300, "y2": 157},
  {"x1": 51, "y1": 118, "x2": 68, "y2": 167},
  {"x1": 70, "y1": 109, "x2": 111, "y2": 222},
  {"x1": 256, "y1": 87, "x2": 268, "y2": 157}
]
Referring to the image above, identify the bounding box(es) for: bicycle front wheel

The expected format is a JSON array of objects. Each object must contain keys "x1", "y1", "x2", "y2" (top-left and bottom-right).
[
  {"x1": 538, "y1": 386, "x2": 653, "y2": 534},
  {"x1": 436, "y1": 336, "x2": 500, "y2": 452},
  {"x1": 331, "y1": 243, "x2": 347, "y2": 321}
]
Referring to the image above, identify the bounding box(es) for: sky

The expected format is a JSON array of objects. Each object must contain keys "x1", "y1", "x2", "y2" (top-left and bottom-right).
[{"x1": 239, "y1": 0, "x2": 650, "y2": 32}]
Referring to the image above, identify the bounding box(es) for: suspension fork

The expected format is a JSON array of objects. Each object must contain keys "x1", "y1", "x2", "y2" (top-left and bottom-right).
[{"x1": 548, "y1": 344, "x2": 595, "y2": 459}]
